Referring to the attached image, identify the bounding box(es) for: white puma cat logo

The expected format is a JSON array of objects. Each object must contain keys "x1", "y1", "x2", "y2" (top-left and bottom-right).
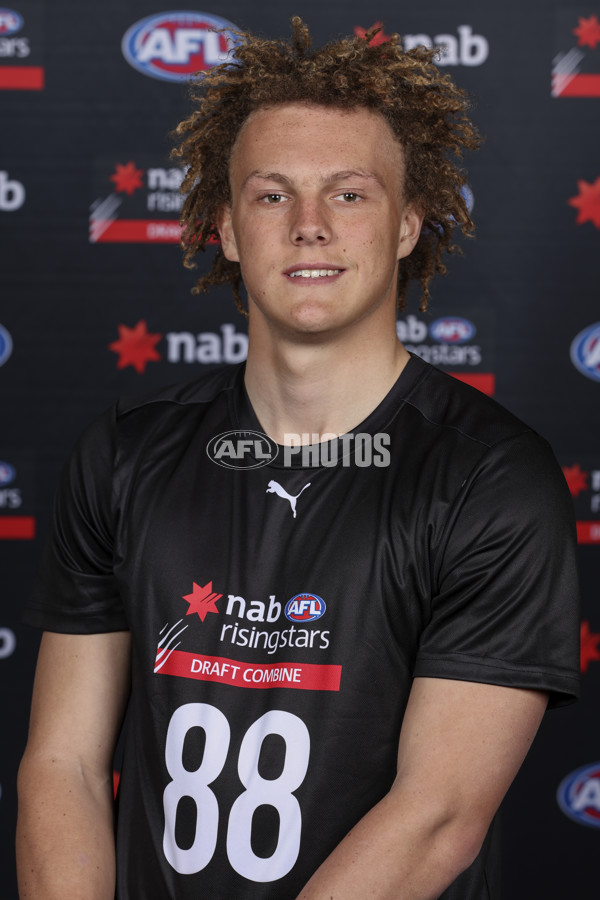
[{"x1": 266, "y1": 480, "x2": 311, "y2": 518}]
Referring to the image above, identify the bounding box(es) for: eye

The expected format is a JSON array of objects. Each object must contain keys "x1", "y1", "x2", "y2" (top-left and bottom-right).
[
  {"x1": 262, "y1": 193, "x2": 286, "y2": 204},
  {"x1": 335, "y1": 191, "x2": 360, "y2": 203}
]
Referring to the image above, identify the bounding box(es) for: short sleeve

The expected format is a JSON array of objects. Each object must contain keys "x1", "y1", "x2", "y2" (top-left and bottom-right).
[
  {"x1": 414, "y1": 431, "x2": 580, "y2": 707},
  {"x1": 24, "y1": 406, "x2": 128, "y2": 633}
]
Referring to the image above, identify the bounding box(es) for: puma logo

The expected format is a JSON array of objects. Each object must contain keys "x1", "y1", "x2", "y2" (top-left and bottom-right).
[{"x1": 266, "y1": 480, "x2": 311, "y2": 518}]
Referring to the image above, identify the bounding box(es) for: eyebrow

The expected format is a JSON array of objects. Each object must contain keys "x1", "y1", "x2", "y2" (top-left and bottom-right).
[{"x1": 242, "y1": 169, "x2": 387, "y2": 190}]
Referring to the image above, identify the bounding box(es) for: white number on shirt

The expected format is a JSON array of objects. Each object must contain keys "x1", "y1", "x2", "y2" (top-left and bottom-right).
[{"x1": 162, "y1": 703, "x2": 311, "y2": 882}]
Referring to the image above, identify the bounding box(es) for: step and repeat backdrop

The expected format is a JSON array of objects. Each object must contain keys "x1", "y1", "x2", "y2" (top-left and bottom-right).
[{"x1": 1, "y1": 1, "x2": 599, "y2": 896}]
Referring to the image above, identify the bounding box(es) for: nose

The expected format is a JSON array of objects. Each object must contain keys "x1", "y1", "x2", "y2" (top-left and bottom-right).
[{"x1": 289, "y1": 197, "x2": 332, "y2": 245}]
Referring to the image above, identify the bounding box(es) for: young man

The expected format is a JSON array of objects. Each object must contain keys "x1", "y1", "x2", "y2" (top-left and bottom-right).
[{"x1": 17, "y1": 19, "x2": 579, "y2": 900}]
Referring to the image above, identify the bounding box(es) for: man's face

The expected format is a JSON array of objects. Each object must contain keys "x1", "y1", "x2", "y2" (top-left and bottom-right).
[{"x1": 218, "y1": 103, "x2": 422, "y2": 340}]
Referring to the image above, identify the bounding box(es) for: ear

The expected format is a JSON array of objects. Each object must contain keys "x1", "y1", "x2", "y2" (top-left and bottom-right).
[
  {"x1": 397, "y1": 205, "x2": 424, "y2": 260},
  {"x1": 216, "y1": 204, "x2": 239, "y2": 262}
]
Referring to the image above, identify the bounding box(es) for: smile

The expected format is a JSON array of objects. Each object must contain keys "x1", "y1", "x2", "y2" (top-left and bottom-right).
[{"x1": 288, "y1": 269, "x2": 342, "y2": 278}]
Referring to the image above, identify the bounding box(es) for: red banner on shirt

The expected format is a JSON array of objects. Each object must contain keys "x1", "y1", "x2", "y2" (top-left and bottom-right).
[{"x1": 155, "y1": 649, "x2": 342, "y2": 692}]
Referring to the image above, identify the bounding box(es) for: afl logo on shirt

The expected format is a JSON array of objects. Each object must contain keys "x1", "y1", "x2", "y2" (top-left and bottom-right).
[
  {"x1": 557, "y1": 761, "x2": 600, "y2": 828},
  {"x1": 285, "y1": 593, "x2": 326, "y2": 622},
  {"x1": 121, "y1": 11, "x2": 241, "y2": 82}
]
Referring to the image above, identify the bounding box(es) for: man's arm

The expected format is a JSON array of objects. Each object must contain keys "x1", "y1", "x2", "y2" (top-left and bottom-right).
[
  {"x1": 297, "y1": 676, "x2": 548, "y2": 900},
  {"x1": 16, "y1": 630, "x2": 131, "y2": 900}
]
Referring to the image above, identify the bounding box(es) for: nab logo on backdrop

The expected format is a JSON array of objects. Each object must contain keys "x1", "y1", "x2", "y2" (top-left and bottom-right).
[
  {"x1": 553, "y1": 10, "x2": 600, "y2": 96},
  {"x1": 569, "y1": 175, "x2": 600, "y2": 229},
  {"x1": 354, "y1": 22, "x2": 488, "y2": 66},
  {"x1": 122, "y1": 11, "x2": 241, "y2": 82},
  {"x1": 557, "y1": 762, "x2": 600, "y2": 827},
  {"x1": 0, "y1": 2, "x2": 44, "y2": 89},
  {"x1": 0, "y1": 169, "x2": 25, "y2": 210},
  {"x1": 109, "y1": 319, "x2": 248, "y2": 373},
  {"x1": 570, "y1": 322, "x2": 600, "y2": 382}
]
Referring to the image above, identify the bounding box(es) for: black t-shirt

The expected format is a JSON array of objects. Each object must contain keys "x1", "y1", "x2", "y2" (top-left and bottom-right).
[{"x1": 25, "y1": 355, "x2": 580, "y2": 899}]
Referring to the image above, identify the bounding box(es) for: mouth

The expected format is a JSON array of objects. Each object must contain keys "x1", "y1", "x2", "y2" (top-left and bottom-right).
[{"x1": 285, "y1": 266, "x2": 344, "y2": 280}]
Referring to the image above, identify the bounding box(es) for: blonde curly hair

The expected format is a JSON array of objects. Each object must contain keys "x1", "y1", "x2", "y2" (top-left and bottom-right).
[{"x1": 172, "y1": 17, "x2": 481, "y2": 314}]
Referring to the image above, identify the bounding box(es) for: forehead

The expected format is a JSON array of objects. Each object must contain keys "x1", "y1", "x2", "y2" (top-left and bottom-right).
[{"x1": 229, "y1": 103, "x2": 405, "y2": 187}]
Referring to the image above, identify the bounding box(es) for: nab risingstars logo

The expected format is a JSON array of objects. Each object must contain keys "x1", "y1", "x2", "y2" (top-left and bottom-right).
[
  {"x1": 122, "y1": 11, "x2": 241, "y2": 82},
  {"x1": 153, "y1": 581, "x2": 339, "y2": 690},
  {"x1": 553, "y1": 10, "x2": 600, "y2": 96},
  {"x1": 90, "y1": 158, "x2": 187, "y2": 244},
  {"x1": 561, "y1": 459, "x2": 600, "y2": 544}
]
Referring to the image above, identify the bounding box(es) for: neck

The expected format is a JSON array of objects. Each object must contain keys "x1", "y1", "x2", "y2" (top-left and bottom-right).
[{"x1": 244, "y1": 317, "x2": 409, "y2": 445}]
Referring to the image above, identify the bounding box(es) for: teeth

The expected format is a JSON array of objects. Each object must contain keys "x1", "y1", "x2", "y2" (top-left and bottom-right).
[{"x1": 289, "y1": 269, "x2": 341, "y2": 278}]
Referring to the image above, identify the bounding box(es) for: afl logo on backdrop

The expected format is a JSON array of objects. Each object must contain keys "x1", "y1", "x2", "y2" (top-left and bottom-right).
[
  {"x1": 285, "y1": 594, "x2": 326, "y2": 623},
  {"x1": 429, "y1": 317, "x2": 476, "y2": 344},
  {"x1": 121, "y1": 11, "x2": 241, "y2": 82},
  {"x1": 0, "y1": 325, "x2": 13, "y2": 367},
  {"x1": 0, "y1": 9, "x2": 22, "y2": 34},
  {"x1": 557, "y1": 762, "x2": 600, "y2": 828},
  {"x1": 0, "y1": 461, "x2": 16, "y2": 486},
  {"x1": 570, "y1": 323, "x2": 600, "y2": 382}
]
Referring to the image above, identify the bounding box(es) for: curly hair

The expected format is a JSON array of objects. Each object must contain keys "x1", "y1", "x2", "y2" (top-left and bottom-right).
[{"x1": 172, "y1": 17, "x2": 481, "y2": 314}]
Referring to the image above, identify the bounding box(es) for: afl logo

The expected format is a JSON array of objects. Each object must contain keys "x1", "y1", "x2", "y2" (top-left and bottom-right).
[
  {"x1": 0, "y1": 461, "x2": 15, "y2": 486},
  {"x1": 206, "y1": 430, "x2": 278, "y2": 469},
  {"x1": 0, "y1": 325, "x2": 13, "y2": 367},
  {"x1": 285, "y1": 593, "x2": 326, "y2": 622},
  {"x1": 557, "y1": 762, "x2": 600, "y2": 828},
  {"x1": 0, "y1": 9, "x2": 22, "y2": 35},
  {"x1": 429, "y1": 317, "x2": 476, "y2": 344},
  {"x1": 570, "y1": 322, "x2": 600, "y2": 382},
  {"x1": 121, "y1": 11, "x2": 241, "y2": 82}
]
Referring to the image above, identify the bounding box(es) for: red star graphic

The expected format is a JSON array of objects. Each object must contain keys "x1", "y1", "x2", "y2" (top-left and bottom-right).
[
  {"x1": 562, "y1": 463, "x2": 589, "y2": 497},
  {"x1": 183, "y1": 581, "x2": 223, "y2": 621},
  {"x1": 569, "y1": 177, "x2": 600, "y2": 228},
  {"x1": 110, "y1": 161, "x2": 144, "y2": 195},
  {"x1": 581, "y1": 621, "x2": 600, "y2": 673},
  {"x1": 573, "y1": 14, "x2": 600, "y2": 50},
  {"x1": 108, "y1": 320, "x2": 162, "y2": 374},
  {"x1": 354, "y1": 22, "x2": 392, "y2": 46}
]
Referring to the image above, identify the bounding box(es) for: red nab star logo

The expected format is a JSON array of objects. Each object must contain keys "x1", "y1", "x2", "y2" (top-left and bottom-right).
[
  {"x1": 110, "y1": 161, "x2": 144, "y2": 195},
  {"x1": 183, "y1": 581, "x2": 223, "y2": 621},
  {"x1": 569, "y1": 177, "x2": 600, "y2": 228},
  {"x1": 108, "y1": 320, "x2": 162, "y2": 373},
  {"x1": 562, "y1": 463, "x2": 589, "y2": 497},
  {"x1": 354, "y1": 22, "x2": 392, "y2": 46},
  {"x1": 574, "y1": 15, "x2": 600, "y2": 50},
  {"x1": 581, "y1": 621, "x2": 600, "y2": 673}
]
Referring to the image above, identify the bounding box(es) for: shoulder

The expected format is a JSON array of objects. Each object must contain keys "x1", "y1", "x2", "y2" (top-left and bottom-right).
[
  {"x1": 401, "y1": 355, "x2": 532, "y2": 452},
  {"x1": 116, "y1": 363, "x2": 242, "y2": 420}
]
